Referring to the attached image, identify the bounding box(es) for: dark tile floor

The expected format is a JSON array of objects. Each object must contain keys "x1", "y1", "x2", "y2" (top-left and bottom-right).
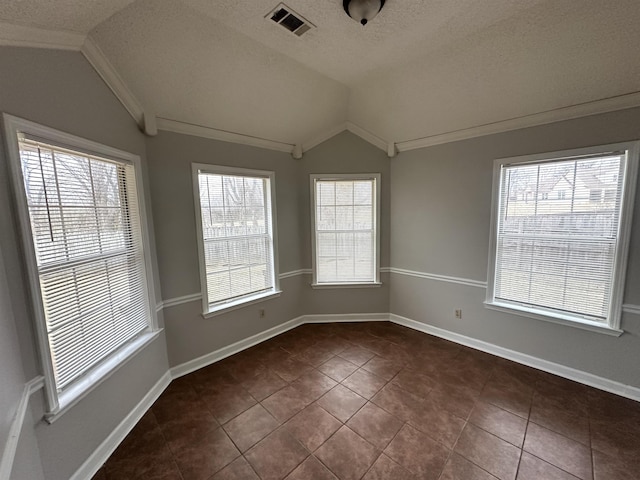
[{"x1": 92, "y1": 322, "x2": 640, "y2": 480}]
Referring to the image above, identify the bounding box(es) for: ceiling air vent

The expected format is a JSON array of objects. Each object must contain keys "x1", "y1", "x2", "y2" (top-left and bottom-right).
[{"x1": 267, "y1": 3, "x2": 315, "y2": 37}]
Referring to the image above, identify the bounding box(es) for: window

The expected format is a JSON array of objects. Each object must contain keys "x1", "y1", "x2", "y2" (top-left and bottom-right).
[
  {"x1": 486, "y1": 142, "x2": 638, "y2": 333},
  {"x1": 310, "y1": 174, "x2": 380, "y2": 286},
  {"x1": 193, "y1": 164, "x2": 279, "y2": 316},
  {"x1": 4, "y1": 115, "x2": 157, "y2": 416}
]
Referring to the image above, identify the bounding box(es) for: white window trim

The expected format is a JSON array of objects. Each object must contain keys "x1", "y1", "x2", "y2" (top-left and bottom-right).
[
  {"x1": 311, "y1": 282, "x2": 382, "y2": 289},
  {"x1": 192, "y1": 163, "x2": 280, "y2": 317},
  {"x1": 2, "y1": 114, "x2": 159, "y2": 418},
  {"x1": 485, "y1": 141, "x2": 639, "y2": 334},
  {"x1": 310, "y1": 173, "x2": 381, "y2": 287}
]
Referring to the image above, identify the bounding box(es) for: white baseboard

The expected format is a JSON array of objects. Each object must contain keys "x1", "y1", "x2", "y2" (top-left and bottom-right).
[
  {"x1": 60, "y1": 311, "x2": 639, "y2": 479},
  {"x1": 304, "y1": 313, "x2": 389, "y2": 324},
  {"x1": 167, "y1": 311, "x2": 640, "y2": 402},
  {"x1": 169, "y1": 314, "x2": 389, "y2": 378},
  {"x1": 0, "y1": 376, "x2": 45, "y2": 480},
  {"x1": 69, "y1": 372, "x2": 172, "y2": 480},
  {"x1": 62, "y1": 311, "x2": 639, "y2": 479},
  {"x1": 170, "y1": 316, "x2": 306, "y2": 379},
  {"x1": 389, "y1": 313, "x2": 640, "y2": 402}
]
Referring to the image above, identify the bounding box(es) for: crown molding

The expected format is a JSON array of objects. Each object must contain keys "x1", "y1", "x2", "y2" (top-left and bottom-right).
[
  {"x1": 396, "y1": 91, "x2": 640, "y2": 153},
  {"x1": 80, "y1": 37, "x2": 145, "y2": 127},
  {"x1": 301, "y1": 122, "x2": 348, "y2": 153},
  {"x1": 301, "y1": 121, "x2": 393, "y2": 157},
  {"x1": 5, "y1": 23, "x2": 638, "y2": 157},
  {"x1": 0, "y1": 22, "x2": 85, "y2": 50},
  {"x1": 345, "y1": 121, "x2": 390, "y2": 154},
  {"x1": 156, "y1": 117, "x2": 295, "y2": 154},
  {"x1": 0, "y1": 23, "x2": 150, "y2": 133},
  {"x1": 292, "y1": 144, "x2": 303, "y2": 160}
]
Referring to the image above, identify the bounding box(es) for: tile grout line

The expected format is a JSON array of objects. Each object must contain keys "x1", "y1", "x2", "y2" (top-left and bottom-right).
[
  {"x1": 513, "y1": 384, "x2": 535, "y2": 479},
  {"x1": 98, "y1": 322, "x2": 637, "y2": 480}
]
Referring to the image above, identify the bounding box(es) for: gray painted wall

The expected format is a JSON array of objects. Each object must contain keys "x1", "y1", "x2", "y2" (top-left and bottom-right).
[
  {"x1": 299, "y1": 132, "x2": 391, "y2": 315},
  {"x1": 0, "y1": 47, "x2": 168, "y2": 480},
  {"x1": 10, "y1": 407, "x2": 45, "y2": 480},
  {"x1": 146, "y1": 131, "x2": 306, "y2": 367},
  {"x1": 390, "y1": 107, "x2": 640, "y2": 387},
  {"x1": 146, "y1": 131, "x2": 303, "y2": 299},
  {"x1": 2, "y1": 42, "x2": 639, "y2": 480},
  {"x1": 147, "y1": 130, "x2": 391, "y2": 367},
  {"x1": 0, "y1": 231, "x2": 37, "y2": 474}
]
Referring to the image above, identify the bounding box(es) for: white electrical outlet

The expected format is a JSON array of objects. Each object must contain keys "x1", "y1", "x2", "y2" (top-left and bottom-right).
[{"x1": 455, "y1": 309, "x2": 462, "y2": 319}]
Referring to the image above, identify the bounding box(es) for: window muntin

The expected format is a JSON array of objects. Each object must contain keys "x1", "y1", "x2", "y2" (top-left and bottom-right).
[
  {"x1": 311, "y1": 174, "x2": 380, "y2": 285},
  {"x1": 10, "y1": 129, "x2": 155, "y2": 410},
  {"x1": 487, "y1": 143, "x2": 638, "y2": 330},
  {"x1": 194, "y1": 165, "x2": 278, "y2": 313}
]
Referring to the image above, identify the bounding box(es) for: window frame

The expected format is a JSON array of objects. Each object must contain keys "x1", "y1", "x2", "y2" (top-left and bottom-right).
[
  {"x1": 2, "y1": 114, "x2": 159, "y2": 419},
  {"x1": 485, "y1": 141, "x2": 639, "y2": 336},
  {"x1": 192, "y1": 163, "x2": 280, "y2": 317},
  {"x1": 310, "y1": 173, "x2": 381, "y2": 288}
]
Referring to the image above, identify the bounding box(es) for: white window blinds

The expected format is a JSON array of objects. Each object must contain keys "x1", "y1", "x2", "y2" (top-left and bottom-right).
[
  {"x1": 313, "y1": 177, "x2": 378, "y2": 284},
  {"x1": 196, "y1": 170, "x2": 276, "y2": 309},
  {"x1": 18, "y1": 138, "x2": 151, "y2": 392},
  {"x1": 493, "y1": 152, "x2": 628, "y2": 323}
]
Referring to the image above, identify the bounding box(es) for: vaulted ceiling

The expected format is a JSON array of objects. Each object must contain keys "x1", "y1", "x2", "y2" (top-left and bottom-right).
[{"x1": 2, "y1": 0, "x2": 640, "y2": 153}]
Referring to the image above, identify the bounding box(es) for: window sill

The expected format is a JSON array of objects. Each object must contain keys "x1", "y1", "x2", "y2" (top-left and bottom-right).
[
  {"x1": 311, "y1": 282, "x2": 383, "y2": 289},
  {"x1": 484, "y1": 301, "x2": 623, "y2": 337},
  {"x1": 45, "y1": 329, "x2": 162, "y2": 423},
  {"x1": 202, "y1": 290, "x2": 282, "y2": 318}
]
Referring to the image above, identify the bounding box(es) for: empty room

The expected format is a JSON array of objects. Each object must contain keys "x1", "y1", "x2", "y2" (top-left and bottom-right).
[{"x1": 1, "y1": 1, "x2": 639, "y2": 479}]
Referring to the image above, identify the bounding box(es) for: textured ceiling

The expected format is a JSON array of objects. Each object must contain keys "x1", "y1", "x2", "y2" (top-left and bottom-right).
[
  {"x1": 1, "y1": 0, "x2": 640, "y2": 149},
  {"x1": 90, "y1": 0, "x2": 349, "y2": 145},
  {"x1": 0, "y1": 0, "x2": 136, "y2": 33},
  {"x1": 181, "y1": 0, "x2": 547, "y2": 85},
  {"x1": 350, "y1": 0, "x2": 640, "y2": 142}
]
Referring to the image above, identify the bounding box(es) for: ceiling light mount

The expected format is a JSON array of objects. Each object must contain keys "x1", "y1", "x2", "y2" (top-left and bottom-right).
[{"x1": 343, "y1": 0, "x2": 385, "y2": 26}]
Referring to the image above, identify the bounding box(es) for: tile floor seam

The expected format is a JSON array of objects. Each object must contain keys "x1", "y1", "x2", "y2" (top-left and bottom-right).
[
  {"x1": 440, "y1": 452, "x2": 502, "y2": 480},
  {"x1": 406, "y1": 401, "x2": 466, "y2": 450},
  {"x1": 438, "y1": 409, "x2": 471, "y2": 480},
  {"x1": 244, "y1": 456, "x2": 262, "y2": 480},
  {"x1": 92, "y1": 322, "x2": 639, "y2": 480},
  {"x1": 459, "y1": 448, "x2": 518, "y2": 480},
  {"x1": 339, "y1": 370, "x2": 391, "y2": 401},
  {"x1": 437, "y1": 440, "x2": 456, "y2": 480},
  {"x1": 525, "y1": 419, "x2": 596, "y2": 456},
  {"x1": 152, "y1": 410, "x2": 187, "y2": 480},
  {"x1": 587, "y1": 411, "x2": 596, "y2": 480},
  {"x1": 458, "y1": 422, "x2": 523, "y2": 480},
  {"x1": 312, "y1": 452, "x2": 346, "y2": 480},
  {"x1": 468, "y1": 420, "x2": 524, "y2": 450},
  {"x1": 514, "y1": 414, "x2": 531, "y2": 480},
  {"x1": 314, "y1": 425, "x2": 382, "y2": 480},
  {"x1": 523, "y1": 452, "x2": 585, "y2": 480},
  {"x1": 521, "y1": 423, "x2": 595, "y2": 479},
  {"x1": 286, "y1": 447, "x2": 312, "y2": 479}
]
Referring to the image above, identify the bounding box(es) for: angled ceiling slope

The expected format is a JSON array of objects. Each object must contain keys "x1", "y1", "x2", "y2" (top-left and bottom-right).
[{"x1": 2, "y1": 0, "x2": 640, "y2": 159}]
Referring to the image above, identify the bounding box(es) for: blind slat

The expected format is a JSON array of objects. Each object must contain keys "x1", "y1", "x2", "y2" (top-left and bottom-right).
[
  {"x1": 19, "y1": 140, "x2": 151, "y2": 392},
  {"x1": 494, "y1": 153, "x2": 625, "y2": 322},
  {"x1": 314, "y1": 179, "x2": 376, "y2": 283},
  {"x1": 198, "y1": 172, "x2": 275, "y2": 307}
]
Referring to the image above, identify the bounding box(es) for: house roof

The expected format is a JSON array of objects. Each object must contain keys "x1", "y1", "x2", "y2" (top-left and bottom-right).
[{"x1": 1, "y1": 0, "x2": 640, "y2": 156}]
